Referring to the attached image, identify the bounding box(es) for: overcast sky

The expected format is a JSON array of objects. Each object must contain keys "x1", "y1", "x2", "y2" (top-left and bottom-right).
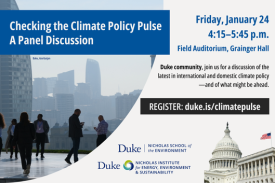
[{"x1": 15, "y1": 0, "x2": 163, "y2": 96}]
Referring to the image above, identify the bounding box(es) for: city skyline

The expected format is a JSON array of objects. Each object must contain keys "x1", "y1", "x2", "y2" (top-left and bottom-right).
[
  {"x1": 32, "y1": 58, "x2": 143, "y2": 128},
  {"x1": 31, "y1": 56, "x2": 150, "y2": 96}
]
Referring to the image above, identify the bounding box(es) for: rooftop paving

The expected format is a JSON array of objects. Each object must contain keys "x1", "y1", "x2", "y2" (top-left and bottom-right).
[{"x1": 0, "y1": 152, "x2": 86, "y2": 182}]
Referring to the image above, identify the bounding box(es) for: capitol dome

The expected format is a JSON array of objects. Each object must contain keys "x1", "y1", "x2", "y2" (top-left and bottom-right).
[{"x1": 209, "y1": 123, "x2": 242, "y2": 172}]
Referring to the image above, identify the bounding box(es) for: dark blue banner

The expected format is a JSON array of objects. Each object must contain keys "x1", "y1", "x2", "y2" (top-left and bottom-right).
[{"x1": 0, "y1": 10, "x2": 170, "y2": 55}]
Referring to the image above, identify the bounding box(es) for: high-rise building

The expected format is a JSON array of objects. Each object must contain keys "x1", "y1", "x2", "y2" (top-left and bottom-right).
[
  {"x1": 55, "y1": 94, "x2": 74, "y2": 122},
  {"x1": 74, "y1": 83, "x2": 92, "y2": 105},
  {"x1": 86, "y1": 59, "x2": 101, "y2": 98},
  {"x1": 129, "y1": 89, "x2": 142, "y2": 96},
  {"x1": 57, "y1": 70, "x2": 75, "y2": 94},
  {"x1": 46, "y1": 77, "x2": 57, "y2": 94},
  {"x1": 32, "y1": 96, "x2": 55, "y2": 110},
  {"x1": 0, "y1": 0, "x2": 18, "y2": 10},
  {"x1": 107, "y1": 118, "x2": 123, "y2": 131},
  {"x1": 33, "y1": 78, "x2": 48, "y2": 98},
  {"x1": 0, "y1": 0, "x2": 32, "y2": 143},
  {"x1": 116, "y1": 93, "x2": 139, "y2": 119},
  {"x1": 53, "y1": 80, "x2": 69, "y2": 96}
]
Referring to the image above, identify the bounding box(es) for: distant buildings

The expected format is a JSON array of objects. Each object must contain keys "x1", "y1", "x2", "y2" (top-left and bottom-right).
[
  {"x1": 74, "y1": 83, "x2": 92, "y2": 105},
  {"x1": 57, "y1": 70, "x2": 75, "y2": 94},
  {"x1": 55, "y1": 94, "x2": 74, "y2": 122},
  {"x1": 0, "y1": 0, "x2": 32, "y2": 144},
  {"x1": 116, "y1": 91, "x2": 141, "y2": 119},
  {"x1": 89, "y1": 94, "x2": 118, "y2": 121},
  {"x1": 86, "y1": 59, "x2": 101, "y2": 98},
  {"x1": 33, "y1": 78, "x2": 48, "y2": 98},
  {"x1": 108, "y1": 118, "x2": 123, "y2": 131},
  {"x1": 53, "y1": 80, "x2": 70, "y2": 96},
  {"x1": 32, "y1": 96, "x2": 55, "y2": 110},
  {"x1": 130, "y1": 89, "x2": 142, "y2": 96},
  {"x1": 75, "y1": 93, "x2": 121, "y2": 126},
  {"x1": 46, "y1": 77, "x2": 57, "y2": 94},
  {"x1": 48, "y1": 122, "x2": 112, "y2": 151}
]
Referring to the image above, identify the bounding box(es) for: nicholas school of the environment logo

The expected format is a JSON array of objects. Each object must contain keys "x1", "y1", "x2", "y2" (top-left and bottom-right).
[{"x1": 123, "y1": 160, "x2": 134, "y2": 171}]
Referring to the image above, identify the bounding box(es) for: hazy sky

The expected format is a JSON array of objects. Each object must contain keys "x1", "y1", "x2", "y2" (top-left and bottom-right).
[{"x1": 15, "y1": 0, "x2": 163, "y2": 96}]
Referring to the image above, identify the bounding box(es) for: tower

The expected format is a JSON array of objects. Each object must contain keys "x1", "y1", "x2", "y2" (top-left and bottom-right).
[
  {"x1": 85, "y1": 59, "x2": 101, "y2": 99},
  {"x1": 0, "y1": 0, "x2": 33, "y2": 142},
  {"x1": 57, "y1": 70, "x2": 75, "y2": 94}
]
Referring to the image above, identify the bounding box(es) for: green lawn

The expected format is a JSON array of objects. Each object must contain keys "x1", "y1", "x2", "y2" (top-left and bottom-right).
[{"x1": 1, "y1": 149, "x2": 91, "y2": 154}]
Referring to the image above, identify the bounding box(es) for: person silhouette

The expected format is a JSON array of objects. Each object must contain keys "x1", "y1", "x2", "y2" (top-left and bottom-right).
[{"x1": 13, "y1": 112, "x2": 35, "y2": 175}]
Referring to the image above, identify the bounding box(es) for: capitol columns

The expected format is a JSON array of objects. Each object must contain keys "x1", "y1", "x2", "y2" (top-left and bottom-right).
[
  {"x1": 272, "y1": 156, "x2": 274, "y2": 174},
  {"x1": 267, "y1": 157, "x2": 270, "y2": 175},
  {"x1": 237, "y1": 164, "x2": 240, "y2": 181},
  {"x1": 263, "y1": 158, "x2": 266, "y2": 175},
  {"x1": 241, "y1": 165, "x2": 244, "y2": 179},
  {"x1": 259, "y1": 159, "x2": 261, "y2": 176},
  {"x1": 240, "y1": 164, "x2": 242, "y2": 180},
  {"x1": 254, "y1": 160, "x2": 257, "y2": 177}
]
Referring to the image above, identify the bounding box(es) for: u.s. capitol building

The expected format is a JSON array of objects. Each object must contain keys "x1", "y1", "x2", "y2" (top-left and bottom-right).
[{"x1": 205, "y1": 123, "x2": 275, "y2": 183}]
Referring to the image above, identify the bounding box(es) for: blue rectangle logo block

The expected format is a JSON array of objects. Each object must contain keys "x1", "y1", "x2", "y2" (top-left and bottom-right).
[{"x1": 0, "y1": 10, "x2": 170, "y2": 55}]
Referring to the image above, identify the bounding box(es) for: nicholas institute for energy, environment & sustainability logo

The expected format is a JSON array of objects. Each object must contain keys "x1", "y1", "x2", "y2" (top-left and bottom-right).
[{"x1": 123, "y1": 160, "x2": 134, "y2": 171}]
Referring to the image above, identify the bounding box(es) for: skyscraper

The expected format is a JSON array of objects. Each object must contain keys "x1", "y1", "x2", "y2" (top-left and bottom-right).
[
  {"x1": 57, "y1": 70, "x2": 75, "y2": 94},
  {"x1": 33, "y1": 78, "x2": 48, "y2": 98},
  {"x1": 0, "y1": 0, "x2": 32, "y2": 142},
  {"x1": 46, "y1": 77, "x2": 57, "y2": 94},
  {"x1": 0, "y1": 0, "x2": 18, "y2": 10},
  {"x1": 53, "y1": 80, "x2": 69, "y2": 96},
  {"x1": 116, "y1": 93, "x2": 139, "y2": 119},
  {"x1": 74, "y1": 83, "x2": 92, "y2": 105},
  {"x1": 86, "y1": 59, "x2": 101, "y2": 98},
  {"x1": 55, "y1": 94, "x2": 74, "y2": 122}
]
